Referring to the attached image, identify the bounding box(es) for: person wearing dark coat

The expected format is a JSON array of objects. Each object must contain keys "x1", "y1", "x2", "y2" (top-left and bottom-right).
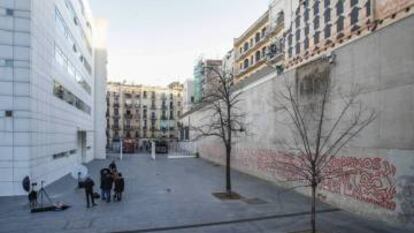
[
  {"x1": 114, "y1": 173, "x2": 125, "y2": 201},
  {"x1": 102, "y1": 173, "x2": 113, "y2": 202},
  {"x1": 100, "y1": 168, "x2": 110, "y2": 200},
  {"x1": 84, "y1": 177, "x2": 97, "y2": 208}
]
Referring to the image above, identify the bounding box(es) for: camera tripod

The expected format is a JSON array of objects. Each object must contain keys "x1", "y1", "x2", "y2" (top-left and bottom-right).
[{"x1": 37, "y1": 181, "x2": 53, "y2": 208}]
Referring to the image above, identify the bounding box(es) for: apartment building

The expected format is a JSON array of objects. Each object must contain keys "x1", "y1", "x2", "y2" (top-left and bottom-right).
[
  {"x1": 193, "y1": 59, "x2": 222, "y2": 103},
  {"x1": 0, "y1": 0, "x2": 105, "y2": 196},
  {"x1": 234, "y1": 4, "x2": 285, "y2": 83},
  {"x1": 285, "y1": 0, "x2": 414, "y2": 69},
  {"x1": 106, "y1": 82, "x2": 183, "y2": 151}
]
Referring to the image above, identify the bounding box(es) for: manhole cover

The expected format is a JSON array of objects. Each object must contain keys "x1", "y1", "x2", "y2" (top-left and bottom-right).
[{"x1": 242, "y1": 198, "x2": 268, "y2": 205}]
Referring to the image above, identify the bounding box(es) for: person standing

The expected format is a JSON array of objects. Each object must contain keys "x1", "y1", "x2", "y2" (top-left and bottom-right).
[
  {"x1": 114, "y1": 173, "x2": 124, "y2": 201},
  {"x1": 100, "y1": 168, "x2": 110, "y2": 201},
  {"x1": 102, "y1": 173, "x2": 113, "y2": 202},
  {"x1": 84, "y1": 177, "x2": 97, "y2": 208},
  {"x1": 109, "y1": 160, "x2": 117, "y2": 172}
]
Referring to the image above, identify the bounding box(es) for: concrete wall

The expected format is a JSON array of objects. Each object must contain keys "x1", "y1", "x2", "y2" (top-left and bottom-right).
[{"x1": 181, "y1": 15, "x2": 414, "y2": 225}]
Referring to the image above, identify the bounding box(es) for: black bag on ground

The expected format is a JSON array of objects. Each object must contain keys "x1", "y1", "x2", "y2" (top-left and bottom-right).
[{"x1": 93, "y1": 192, "x2": 100, "y2": 199}]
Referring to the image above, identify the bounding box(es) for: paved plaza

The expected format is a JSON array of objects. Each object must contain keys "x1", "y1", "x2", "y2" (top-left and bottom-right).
[{"x1": 0, "y1": 154, "x2": 412, "y2": 233}]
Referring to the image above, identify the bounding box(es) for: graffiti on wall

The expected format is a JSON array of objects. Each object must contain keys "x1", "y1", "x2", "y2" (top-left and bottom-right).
[
  {"x1": 198, "y1": 144, "x2": 397, "y2": 210},
  {"x1": 321, "y1": 157, "x2": 397, "y2": 210}
]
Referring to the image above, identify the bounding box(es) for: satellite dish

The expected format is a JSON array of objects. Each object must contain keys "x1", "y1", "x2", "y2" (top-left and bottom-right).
[
  {"x1": 22, "y1": 176, "x2": 31, "y2": 193},
  {"x1": 70, "y1": 164, "x2": 88, "y2": 180}
]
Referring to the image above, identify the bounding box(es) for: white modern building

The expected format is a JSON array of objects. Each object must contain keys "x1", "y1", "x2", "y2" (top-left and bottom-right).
[
  {"x1": 0, "y1": 0, "x2": 106, "y2": 196},
  {"x1": 93, "y1": 18, "x2": 107, "y2": 159}
]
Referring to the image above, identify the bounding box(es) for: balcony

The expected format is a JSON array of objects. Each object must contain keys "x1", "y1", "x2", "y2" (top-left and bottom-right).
[
  {"x1": 112, "y1": 125, "x2": 120, "y2": 130},
  {"x1": 113, "y1": 102, "x2": 120, "y2": 108},
  {"x1": 124, "y1": 114, "x2": 133, "y2": 119},
  {"x1": 150, "y1": 105, "x2": 157, "y2": 110}
]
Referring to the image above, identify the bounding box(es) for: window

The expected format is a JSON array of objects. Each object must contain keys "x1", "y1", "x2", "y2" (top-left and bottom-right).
[
  {"x1": 262, "y1": 47, "x2": 267, "y2": 57},
  {"x1": 53, "y1": 81, "x2": 91, "y2": 114},
  {"x1": 243, "y1": 42, "x2": 249, "y2": 52},
  {"x1": 143, "y1": 91, "x2": 147, "y2": 98},
  {"x1": 313, "y1": 0, "x2": 320, "y2": 15},
  {"x1": 55, "y1": 9, "x2": 66, "y2": 35},
  {"x1": 314, "y1": 16, "x2": 320, "y2": 30},
  {"x1": 296, "y1": 29, "x2": 301, "y2": 42},
  {"x1": 304, "y1": 8, "x2": 310, "y2": 21},
  {"x1": 365, "y1": 0, "x2": 371, "y2": 17},
  {"x1": 0, "y1": 59, "x2": 13, "y2": 67},
  {"x1": 350, "y1": 7, "x2": 360, "y2": 25},
  {"x1": 261, "y1": 27, "x2": 267, "y2": 37},
  {"x1": 243, "y1": 59, "x2": 249, "y2": 69},
  {"x1": 288, "y1": 33, "x2": 293, "y2": 46},
  {"x1": 255, "y1": 32, "x2": 261, "y2": 43},
  {"x1": 305, "y1": 24, "x2": 310, "y2": 36},
  {"x1": 6, "y1": 9, "x2": 14, "y2": 16},
  {"x1": 304, "y1": 37, "x2": 309, "y2": 49},
  {"x1": 324, "y1": 24, "x2": 331, "y2": 39},
  {"x1": 54, "y1": 45, "x2": 67, "y2": 68},
  {"x1": 324, "y1": 0, "x2": 330, "y2": 8},
  {"x1": 337, "y1": 16, "x2": 344, "y2": 32},
  {"x1": 295, "y1": 15, "x2": 301, "y2": 28},
  {"x1": 288, "y1": 47, "x2": 293, "y2": 57},
  {"x1": 314, "y1": 31, "x2": 320, "y2": 44},
  {"x1": 324, "y1": 8, "x2": 331, "y2": 23},
  {"x1": 295, "y1": 43, "x2": 301, "y2": 55},
  {"x1": 255, "y1": 50, "x2": 261, "y2": 62},
  {"x1": 68, "y1": 62, "x2": 75, "y2": 78},
  {"x1": 351, "y1": 0, "x2": 358, "y2": 8},
  {"x1": 53, "y1": 152, "x2": 68, "y2": 160},
  {"x1": 336, "y1": 0, "x2": 344, "y2": 15}
]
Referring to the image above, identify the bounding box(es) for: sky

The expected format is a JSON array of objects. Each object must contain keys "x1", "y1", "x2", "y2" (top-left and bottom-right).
[{"x1": 89, "y1": 0, "x2": 271, "y2": 86}]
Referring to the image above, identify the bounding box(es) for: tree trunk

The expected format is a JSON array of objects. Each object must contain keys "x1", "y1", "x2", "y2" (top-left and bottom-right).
[
  {"x1": 225, "y1": 145, "x2": 232, "y2": 195},
  {"x1": 311, "y1": 183, "x2": 317, "y2": 233}
]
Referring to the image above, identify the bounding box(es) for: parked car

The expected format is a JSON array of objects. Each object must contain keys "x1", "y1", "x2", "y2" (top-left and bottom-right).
[{"x1": 155, "y1": 140, "x2": 168, "y2": 154}]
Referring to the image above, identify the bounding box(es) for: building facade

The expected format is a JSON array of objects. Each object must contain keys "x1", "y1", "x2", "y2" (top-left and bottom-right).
[
  {"x1": 193, "y1": 59, "x2": 222, "y2": 103},
  {"x1": 284, "y1": 0, "x2": 414, "y2": 70},
  {"x1": 0, "y1": 0, "x2": 105, "y2": 196},
  {"x1": 234, "y1": 5, "x2": 285, "y2": 83},
  {"x1": 106, "y1": 82, "x2": 183, "y2": 151},
  {"x1": 183, "y1": 79, "x2": 194, "y2": 113}
]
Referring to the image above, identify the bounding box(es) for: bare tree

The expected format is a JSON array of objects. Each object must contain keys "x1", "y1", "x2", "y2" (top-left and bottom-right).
[
  {"x1": 273, "y1": 61, "x2": 376, "y2": 233},
  {"x1": 192, "y1": 65, "x2": 246, "y2": 196}
]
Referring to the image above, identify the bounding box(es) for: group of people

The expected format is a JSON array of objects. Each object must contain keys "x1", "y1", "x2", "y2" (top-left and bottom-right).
[{"x1": 83, "y1": 160, "x2": 125, "y2": 208}]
